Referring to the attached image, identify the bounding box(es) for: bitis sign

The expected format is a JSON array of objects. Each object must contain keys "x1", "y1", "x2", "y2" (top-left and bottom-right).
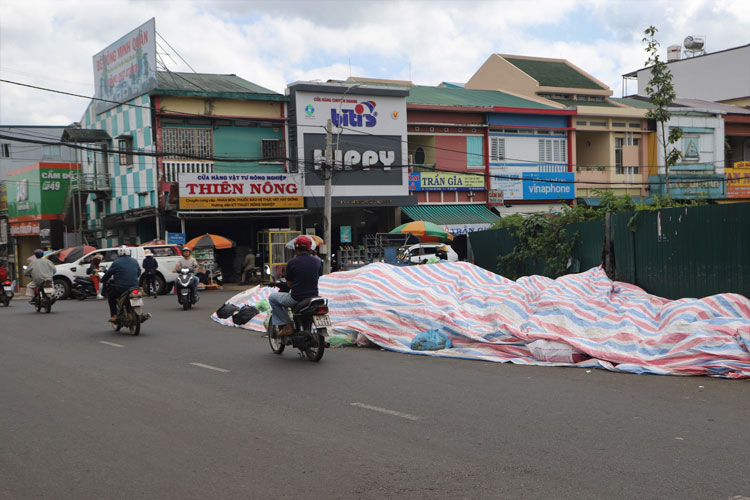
[{"x1": 330, "y1": 100, "x2": 377, "y2": 128}]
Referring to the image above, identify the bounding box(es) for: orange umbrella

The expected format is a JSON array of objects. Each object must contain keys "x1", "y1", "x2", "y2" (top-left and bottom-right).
[{"x1": 185, "y1": 233, "x2": 236, "y2": 250}]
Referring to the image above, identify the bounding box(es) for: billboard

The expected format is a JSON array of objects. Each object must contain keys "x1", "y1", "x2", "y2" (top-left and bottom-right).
[
  {"x1": 490, "y1": 167, "x2": 574, "y2": 200},
  {"x1": 6, "y1": 163, "x2": 78, "y2": 219},
  {"x1": 93, "y1": 18, "x2": 157, "y2": 114},
  {"x1": 725, "y1": 163, "x2": 750, "y2": 199},
  {"x1": 179, "y1": 172, "x2": 304, "y2": 210},
  {"x1": 408, "y1": 172, "x2": 484, "y2": 191}
]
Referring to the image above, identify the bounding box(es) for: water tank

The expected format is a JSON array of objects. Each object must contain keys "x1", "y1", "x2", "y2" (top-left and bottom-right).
[
  {"x1": 683, "y1": 36, "x2": 705, "y2": 50},
  {"x1": 667, "y1": 45, "x2": 681, "y2": 61}
]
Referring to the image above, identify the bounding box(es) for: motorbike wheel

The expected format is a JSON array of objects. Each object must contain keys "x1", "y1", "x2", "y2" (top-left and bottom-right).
[
  {"x1": 75, "y1": 291, "x2": 86, "y2": 301},
  {"x1": 111, "y1": 321, "x2": 122, "y2": 332},
  {"x1": 267, "y1": 321, "x2": 285, "y2": 354},
  {"x1": 44, "y1": 300, "x2": 52, "y2": 313},
  {"x1": 2, "y1": 296, "x2": 9, "y2": 306},
  {"x1": 304, "y1": 327, "x2": 326, "y2": 362},
  {"x1": 35, "y1": 299, "x2": 41, "y2": 313},
  {"x1": 129, "y1": 312, "x2": 141, "y2": 336},
  {"x1": 182, "y1": 298, "x2": 190, "y2": 310}
]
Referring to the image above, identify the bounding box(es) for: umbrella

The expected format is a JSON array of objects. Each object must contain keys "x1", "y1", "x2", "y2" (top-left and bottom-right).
[
  {"x1": 389, "y1": 221, "x2": 454, "y2": 243},
  {"x1": 184, "y1": 233, "x2": 236, "y2": 250},
  {"x1": 58, "y1": 245, "x2": 97, "y2": 263},
  {"x1": 285, "y1": 235, "x2": 324, "y2": 250}
]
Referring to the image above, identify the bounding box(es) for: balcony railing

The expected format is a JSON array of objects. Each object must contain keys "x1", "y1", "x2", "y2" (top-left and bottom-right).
[
  {"x1": 72, "y1": 173, "x2": 111, "y2": 193},
  {"x1": 164, "y1": 161, "x2": 214, "y2": 183}
]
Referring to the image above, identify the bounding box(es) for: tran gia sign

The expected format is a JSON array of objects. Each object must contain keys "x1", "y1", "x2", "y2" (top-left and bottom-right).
[{"x1": 179, "y1": 172, "x2": 303, "y2": 210}]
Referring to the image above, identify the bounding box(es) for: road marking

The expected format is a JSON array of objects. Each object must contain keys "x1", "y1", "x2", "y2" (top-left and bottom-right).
[
  {"x1": 350, "y1": 402, "x2": 421, "y2": 421},
  {"x1": 99, "y1": 341, "x2": 124, "y2": 348},
  {"x1": 190, "y1": 362, "x2": 230, "y2": 373}
]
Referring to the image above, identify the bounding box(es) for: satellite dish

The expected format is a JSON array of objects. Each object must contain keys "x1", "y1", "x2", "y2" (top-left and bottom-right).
[{"x1": 683, "y1": 36, "x2": 705, "y2": 50}]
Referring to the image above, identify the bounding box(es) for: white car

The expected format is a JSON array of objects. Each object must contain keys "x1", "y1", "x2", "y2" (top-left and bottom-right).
[
  {"x1": 52, "y1": 245, "x2": 182, "y2": 299},
  {"x1": 398, "y1": 243, "x2": 459, "y2": 264}
]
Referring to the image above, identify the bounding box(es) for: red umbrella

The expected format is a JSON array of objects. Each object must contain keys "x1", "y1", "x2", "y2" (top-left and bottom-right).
[{"x1": 58, "y1": 245, "x2": 97, "y2": 263}]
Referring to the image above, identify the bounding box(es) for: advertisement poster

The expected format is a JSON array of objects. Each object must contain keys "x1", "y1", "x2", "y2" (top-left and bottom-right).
[
  {"x1": 725, "y1": 163, "x2": 750, "y2": 198},
  {"x1": 92, "y1": 18, "x2": 157, "y2": 114},
  {"x1": 490, "y1": 167, "x2": 574, "y2": 200},
  {"x1": 179, "y1": 172, "x2": 304, "y2": 210}
]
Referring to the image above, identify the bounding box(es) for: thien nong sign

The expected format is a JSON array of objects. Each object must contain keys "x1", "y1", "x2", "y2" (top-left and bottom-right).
[
  {"x1": 179, "y1": 173, "x2": 303, "y2": 209},
  {"x1": 92, "y1": 18, "x2": 157, "y2": 114}
]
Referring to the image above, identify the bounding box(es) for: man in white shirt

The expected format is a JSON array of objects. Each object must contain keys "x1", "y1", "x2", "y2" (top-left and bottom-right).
[{"x1": 173, "y1": 247, "x2": 201, "y2": 300}]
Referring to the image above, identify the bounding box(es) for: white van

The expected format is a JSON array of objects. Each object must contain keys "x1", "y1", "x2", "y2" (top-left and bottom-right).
[
  {"x1": 397, "y1": 243, "x2": 459, "y2": 264},
  {"x1": 53, "y1": 245, "x2": 182, "y2": 299}
]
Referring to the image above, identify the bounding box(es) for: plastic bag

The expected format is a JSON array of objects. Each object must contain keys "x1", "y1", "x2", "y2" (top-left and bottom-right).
[
  {"x1": 216, "y1": 303, "x2": 240, "y2": 319},
  {"x1": 410, "y1": 329, "x2": 452, "y2": 351},
  {"x1": 527, "y1": 339, "x2": 589, "y2": 363},
  {"x1": 232, "y1": 305, "x2": 260, "y2": 325},
  {"x1": 328, "y1": 334, "x2": 356, "y2": 347},
  {"x1": 356, "y1": 333, "x2": 376, "y2": 348},
  {"x1": 255, "y1": 298, "x2": 270, "y2": 312}
]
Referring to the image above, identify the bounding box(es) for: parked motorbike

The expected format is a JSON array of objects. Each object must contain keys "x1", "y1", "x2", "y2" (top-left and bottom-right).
[
  {"x1": 30, "y1": 279, "x2": 56, "y2": 313},
  {"x1": 105, "y1": 283, "x2": 150, "y2": 336},
  {"x1": 1, "y1": 279, "x2": 14, "y2": 306},
  {"x1": 70, "y1": 269, "x2": 106, "y2": 300},
  {"x1": 265, "y1": 279, "x2": 331, "y2": 362},
  {"x1": 175, "y1": 267, "x2": 198, "y2": 310}
]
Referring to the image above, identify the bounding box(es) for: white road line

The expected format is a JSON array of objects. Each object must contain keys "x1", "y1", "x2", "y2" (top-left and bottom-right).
[
  {"x1": 99, "y1": 341, "x2": 124, "y2": 348},
  {"x1": 350, "y1": 402, "x2": 421, "y2": 421},
  {"x1": 190, "y1": 362, "x2": 230, "y2": 373}
]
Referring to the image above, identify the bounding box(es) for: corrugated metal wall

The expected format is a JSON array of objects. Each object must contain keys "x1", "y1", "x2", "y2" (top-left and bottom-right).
[{"x1": 469, "y1": 203, "x2": 750, "y2": 299}]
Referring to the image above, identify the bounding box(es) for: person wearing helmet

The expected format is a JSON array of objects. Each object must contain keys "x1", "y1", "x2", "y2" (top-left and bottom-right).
[
  {"x1": 172, "y1": 247, "x2": 201, "y2": 300},
  {"x1": 101, "y1": 245, "x2": 141, "y2": 322},
  {"x1": 142, "y1": 249, "x2": 158, "y2": 298},
  {"x1": 268, "y1": 235, "x2": 323, "y2": 336},
  {"x1": 24, "y1": 249, "x2": 56, "y2": 300}
]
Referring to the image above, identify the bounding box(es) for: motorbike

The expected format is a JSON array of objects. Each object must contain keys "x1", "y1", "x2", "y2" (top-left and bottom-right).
[
  {"x1": 31, "y1": 279, "x2": 56, "y2": 313},
  {"x1": 265, "y1": 278, "x2": 331, "y2": 362},
  {"x1": 175, "y1": 267, "x2": 198, "y2": 310},
  {"x1": 70, "y1": 269, "x2": 106, "y2": 300},
  {"x1": 105, "y1": 283, "x2": 150, "y2": 336},
  {"x1": 1, "y1": 279, "x2": 14, "y2": 306}
]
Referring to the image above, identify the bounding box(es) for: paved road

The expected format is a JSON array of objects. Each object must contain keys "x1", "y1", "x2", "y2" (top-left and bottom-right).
[{"x1": 1, "y1": 291, "x2": 749, "y2": 500}]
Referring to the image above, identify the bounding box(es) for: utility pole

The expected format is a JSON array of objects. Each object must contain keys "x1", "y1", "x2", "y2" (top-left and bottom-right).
[{"x1": 323, "y1": 119, "x2": 333, "y2": 274}]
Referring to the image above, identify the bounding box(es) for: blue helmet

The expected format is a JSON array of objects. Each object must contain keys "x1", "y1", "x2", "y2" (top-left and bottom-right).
[{"x1": 34, "y1": 249, "x2": 44, "y2": 258}]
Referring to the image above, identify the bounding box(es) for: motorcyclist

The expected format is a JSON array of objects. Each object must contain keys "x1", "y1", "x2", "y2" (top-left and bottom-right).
[
  {"x1": 24, "y1": 249, "x2": 56, "y2": 301},
  {"x1": 268, "y1": 235, "x2": 322, "y2": 336},
  {"x1": 172, "y1": 247, "x2": 200, "y2": 301},
  {"x1": 87, "y1": 254, "x2": 104, "y2": 299},
  {"x1": 142, "y1": 249, "x2": 158, "y2": 298},
  {"x1": 101, "y1": 246, "x2": 141, "y2": 322},
  {"x1": 0, "y1": 259, "x2": 8, "y2": 282}
]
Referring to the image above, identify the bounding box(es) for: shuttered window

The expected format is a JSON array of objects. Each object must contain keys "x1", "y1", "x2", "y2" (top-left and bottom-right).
[
  {"x1": 489, "y1": 137, "x2": 505, "y2": 162},
  {"x1": 466, "y1": 136, "x2": 484, "y2": 167}
]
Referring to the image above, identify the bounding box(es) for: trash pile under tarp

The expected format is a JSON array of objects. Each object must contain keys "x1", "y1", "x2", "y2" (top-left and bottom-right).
[{"x1": 211, "y1": 263, "x2": 750, "y2": 378}]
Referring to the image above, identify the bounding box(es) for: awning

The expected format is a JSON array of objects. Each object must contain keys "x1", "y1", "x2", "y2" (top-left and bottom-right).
[{"x1": 401, "y1": 204, "x2": 499, "y2": 225}]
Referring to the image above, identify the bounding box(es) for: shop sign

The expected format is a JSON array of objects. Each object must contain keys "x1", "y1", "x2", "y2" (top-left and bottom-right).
[
  {"x1": 295, "y1": 91, "x2": 406, "y2": 136},
  {"x1": 726, "y1": 165, "x2": 750, "y2": 198},
  {"x1": 6, "y1": 164, "x2": 76, "y2": 218},
  {"x1": 0, "y1": 220, "x2": 7, "y2": 245},
  {"x1": 442, "y1": 223, "x2": 493, "y2": 235},
  {"x1": 167, "y1": 232, "x2": 186, "y2": 245},
  {"x1": 0, "y1": 182, "x2": 7, "y2": 213},
  {"x1": 490, "y1": 167, "x2": 574, "y2": 200},
  {"x1": 340, "y1": 226, "x2": 352, "y2": 243},
  {"x1": 487, "y1": 190, "x2": 504, "y2": 205},
  {"x1": 408, "y1": 172, "x2": 484, "y2": 191},
  {"x1": 179, "y1": 172, "x2": 304, "y2": 210},
  {"x1": 92, "y1": 18, "x2": 157, "y2": 114},
  {"x1": 10, "y1": 221, "x2": 40, "y2": 236}
]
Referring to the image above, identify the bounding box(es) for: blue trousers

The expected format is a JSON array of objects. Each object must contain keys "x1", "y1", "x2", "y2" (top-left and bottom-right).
[{"x1": 269, "y1": 291, "x2": 298, "y2": 327}]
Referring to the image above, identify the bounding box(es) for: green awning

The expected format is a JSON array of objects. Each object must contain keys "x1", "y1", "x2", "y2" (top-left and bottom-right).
[{"x1": 401, "y1": 204, "x2": 499, "y2": 225}]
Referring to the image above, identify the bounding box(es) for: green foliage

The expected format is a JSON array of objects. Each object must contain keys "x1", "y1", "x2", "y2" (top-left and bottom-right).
[{"x1": 643, "y1": 25, "x2": 682, "y2": 192}]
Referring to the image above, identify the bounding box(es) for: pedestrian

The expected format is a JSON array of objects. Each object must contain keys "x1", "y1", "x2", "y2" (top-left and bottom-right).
[
  {"x1": 240, "y1": 249, "x2": 257, "y2": 284},
  {"x1": 142, "y1": 249, "x2": 158, "y2": 298}
]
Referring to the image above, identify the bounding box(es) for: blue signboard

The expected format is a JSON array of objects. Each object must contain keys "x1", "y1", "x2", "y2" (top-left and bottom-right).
[
  {"x1": 340, "y1": 226, "x2": 352, "y2": 243},
  {"x1": 167, "y1": 232, "x2": 186, "y2": 245},
  {"x1": 522, "y1": 172, "x2": 575, "y2": 200}
]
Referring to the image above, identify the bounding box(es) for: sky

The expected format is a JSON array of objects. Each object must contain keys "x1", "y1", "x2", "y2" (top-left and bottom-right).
[{"x1": 0, "y1": 0, "x2": 748, "y2": 125}]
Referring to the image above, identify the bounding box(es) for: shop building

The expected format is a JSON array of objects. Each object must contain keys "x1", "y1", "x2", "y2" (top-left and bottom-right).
[{"x1": 286, "y1": 81, "x2": 416, "y2": 252}]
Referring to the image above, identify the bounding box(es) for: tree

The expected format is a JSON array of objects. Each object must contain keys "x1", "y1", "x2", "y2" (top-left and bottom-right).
[{"x1": 643, "y1": 26, "x2": 682, "y2": 195}]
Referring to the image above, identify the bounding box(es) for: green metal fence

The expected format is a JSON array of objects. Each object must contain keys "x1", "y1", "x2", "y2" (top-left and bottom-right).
[{"x1": 469, "y1": 203, "x2": 750, "y2": 299}]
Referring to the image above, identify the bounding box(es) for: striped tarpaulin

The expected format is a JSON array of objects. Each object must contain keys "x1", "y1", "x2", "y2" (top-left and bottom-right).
[{"x1": 211, "y1": 263, "x2": 750, "y2": 378}]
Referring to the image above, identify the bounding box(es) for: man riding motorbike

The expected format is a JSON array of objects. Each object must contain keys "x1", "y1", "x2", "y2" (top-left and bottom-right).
[
  {"x1": 172, "y1": 247, "x2": 200, "y2": 301},
  {"x1": 101, "y1": 246, "x2": 141, "y2": 322},
  {"x1": 268, "y1": 235, "x2": 322, "y2": 336},
  {"x1": 87, "y1": 254, "x2": 104, "y2": 299},
  {"x1": 142, "y1": 249, "x2": 158, "y2": 298},
  {"x1": 24, "y1": 249, "x2": 56, "y2": 302}
]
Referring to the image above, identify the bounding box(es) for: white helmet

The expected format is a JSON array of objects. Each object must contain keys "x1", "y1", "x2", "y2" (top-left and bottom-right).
[{"x1": 117, "y1": 245, "x2": 131, "y2": 257}]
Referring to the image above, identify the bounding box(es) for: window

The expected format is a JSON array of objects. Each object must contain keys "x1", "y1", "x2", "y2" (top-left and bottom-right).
[
  {"x1": 261, "y1": 139, "x2": 282, "y2": 161},
  {"x1": 612, "y1": 122, "x2": 627, "y2": 128},
  {"x1": 538, "y1": 139, "x2": 567, "y2": 163},
  {"x1": 146, "y1": 246, "x2": 179, "y2": 257},
  {"x1": 466, "y1": 136, "x2": 483, "y2": 167},
  {"x1": 615, "y1": 137, "x2": 624, "y2": 174},
  {"x1": 589, "y1": 121, "x2": 607, "y2": 127},
  {"x1": 0, "y1": 143, "x2": 9, "y2": 158},
  {"x1": 628, "y1": 123, "x2": 641, "y2": 129},
  {"x1": 118, "y1": 137, "x2": 133, "y2": 166},
  {"x1": 490, "y1": 137, "x2": 505, "y2": 162},
  {"x1": 576, "y1": 121, "x2": 587, "y2": 126},
  {"x1": 42, "y1": 145, "x2": 61, "y2": 159},
  {"x1": 162, "y1": 128, "x2": 213, "y2": 160},
  {"x1": 413, "y1": 147, "x2": 425, "y2": 165}
]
